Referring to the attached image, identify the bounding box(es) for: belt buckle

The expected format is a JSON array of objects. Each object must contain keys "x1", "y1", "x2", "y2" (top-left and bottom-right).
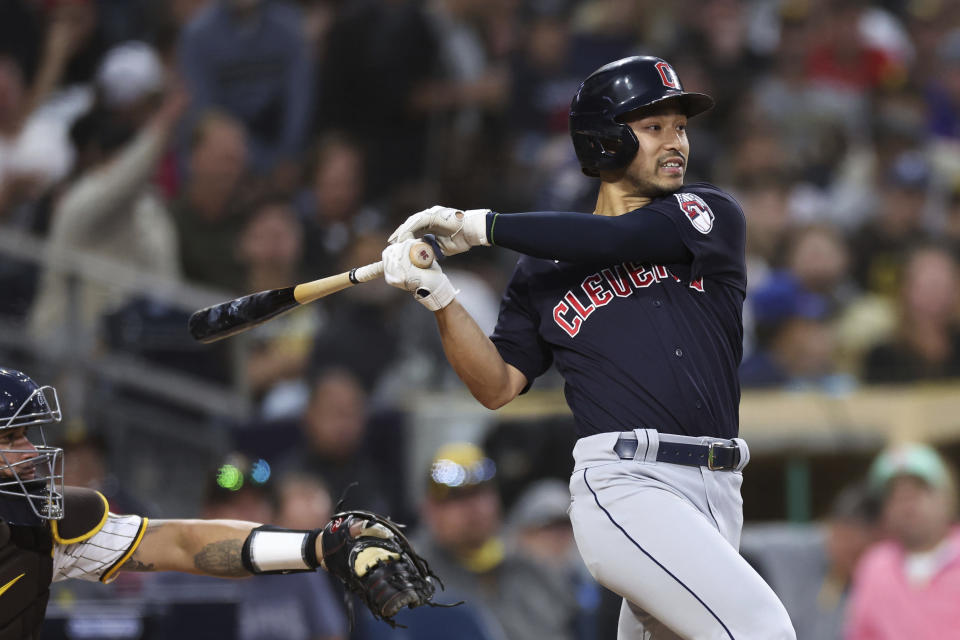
[{"x1": 707, "y1": 442, "x2": 728, "y2": 470}]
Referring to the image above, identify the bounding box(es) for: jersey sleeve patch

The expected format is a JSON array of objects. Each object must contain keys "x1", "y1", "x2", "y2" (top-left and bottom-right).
[
  {"x1": 51, "y1": 488, "x2": 109, "y2": 544},
  {"x1": 673, "y1": 193, "x2": 715, "y2": 234}
]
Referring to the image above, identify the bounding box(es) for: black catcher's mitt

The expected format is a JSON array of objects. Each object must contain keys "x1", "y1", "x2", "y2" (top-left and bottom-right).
[{"x1": 320, "y1": 509, "x2": 453, "y2": 627}]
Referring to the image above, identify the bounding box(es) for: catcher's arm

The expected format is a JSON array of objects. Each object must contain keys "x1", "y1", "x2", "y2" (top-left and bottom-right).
[
  {"x1": 119, "y1": 517, "x2": 374, "y2": 577},
  {"x1": 119, "y1": 514, "x2": 445, "y2": 625},
  {"x1": 119, "y1": 519, "x2": 261, "y2": 576}
]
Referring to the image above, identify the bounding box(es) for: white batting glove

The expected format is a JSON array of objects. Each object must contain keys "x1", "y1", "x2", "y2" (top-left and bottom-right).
[
  {"x1": 388, "y1": 205, "x2": 491, "y2": 256},
  {"x1": 382, "y1": 239, "x2": 458, "y2": 311}
]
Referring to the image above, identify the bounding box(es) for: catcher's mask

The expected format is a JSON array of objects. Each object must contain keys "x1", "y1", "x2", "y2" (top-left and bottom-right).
[{"x1": 0, "y1": 368, "x2": 64, "y2": 525}]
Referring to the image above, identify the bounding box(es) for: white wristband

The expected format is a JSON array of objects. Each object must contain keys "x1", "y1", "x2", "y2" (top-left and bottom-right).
[{"x1": 242, "y1": 527, "x2": 320, "y2": 574}]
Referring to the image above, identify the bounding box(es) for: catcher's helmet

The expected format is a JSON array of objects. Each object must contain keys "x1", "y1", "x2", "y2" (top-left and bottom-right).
[
  {"x1": 0, "y1": 368, "x2": 64, "y2": 525},
  {"x1": 569, "y1": 56, "x2": 714, "y2": 177}
]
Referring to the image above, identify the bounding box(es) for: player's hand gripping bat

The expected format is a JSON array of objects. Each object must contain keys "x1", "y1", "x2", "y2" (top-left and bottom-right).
[{"x1": 188, "y1": 241, "x2": 435, "y2": 343}]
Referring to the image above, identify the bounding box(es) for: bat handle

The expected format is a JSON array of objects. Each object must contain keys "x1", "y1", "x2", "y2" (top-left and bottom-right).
[
  {"x1": 349, "y1": 241, "x2": 436, "y2": 284},
  {"x1": 408, "y1": 241, "x2": 435, "y2": 268}
]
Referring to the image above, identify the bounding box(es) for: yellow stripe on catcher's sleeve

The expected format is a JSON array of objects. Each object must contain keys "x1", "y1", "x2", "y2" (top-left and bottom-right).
[
  {"x1": 100, "y1": 517, "x2": 149, "y2": 584},
  {"x1": 52, "y1": 491, "x2": 110, "y2": 544}
]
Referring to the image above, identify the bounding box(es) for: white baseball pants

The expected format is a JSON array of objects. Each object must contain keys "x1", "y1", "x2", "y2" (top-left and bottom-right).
[{"x1": 568, "y1": 429, "x2": 795, "y2": 640}]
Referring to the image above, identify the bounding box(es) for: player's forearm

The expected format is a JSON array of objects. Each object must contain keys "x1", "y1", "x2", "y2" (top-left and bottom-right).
[
  {"x1": 487, "y1": 210, "x2": 690, "y2": 264},
  {"x1": 124, "y1": 519, "x2": 260, "y2": 577},
  {"x1": 435, "y1": 301, "x2": 519, "y2": 409}
]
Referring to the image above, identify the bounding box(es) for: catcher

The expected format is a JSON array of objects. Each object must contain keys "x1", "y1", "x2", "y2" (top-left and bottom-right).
[{"x1": 0, "y1": 367, "x2": 440, "y2": 638}]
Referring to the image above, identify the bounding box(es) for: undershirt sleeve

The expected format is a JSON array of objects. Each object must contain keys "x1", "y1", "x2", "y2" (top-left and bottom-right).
[{"x1": 486, "y1": 210, "x2": 691, "y2": 265}]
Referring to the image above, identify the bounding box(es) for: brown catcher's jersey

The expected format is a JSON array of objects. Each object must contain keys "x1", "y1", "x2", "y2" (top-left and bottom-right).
[{"x1": 0, "y1": 488, "x2": 147, "y2": 640}]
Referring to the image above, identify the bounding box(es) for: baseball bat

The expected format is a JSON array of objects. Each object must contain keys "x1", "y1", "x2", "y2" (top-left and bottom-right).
[{"x1": 188, "y1": 241, "x2": 435, "y2": 344}]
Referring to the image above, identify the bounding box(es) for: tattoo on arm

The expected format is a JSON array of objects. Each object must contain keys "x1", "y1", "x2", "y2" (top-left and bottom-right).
[
  {"x1": 121, "y1": 522, "x2": 160, "y2": 572},
  {"x1": 121, "y1": 557, "x2": 155, "y2": 571},
  {"x1": 193, "y1": 539, "x2": 247, "y2": 577}
]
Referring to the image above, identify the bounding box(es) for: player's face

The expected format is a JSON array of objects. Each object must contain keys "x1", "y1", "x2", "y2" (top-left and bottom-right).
[
  {"x1": 621, "y1": 107, "x2": 689, "y2": 196},
  {"x1": 0, "y1": 427, "x2": 38, "y2": 480}
]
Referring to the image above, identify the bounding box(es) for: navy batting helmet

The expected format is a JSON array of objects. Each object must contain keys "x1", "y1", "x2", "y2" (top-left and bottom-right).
[
  {"x1": 0, "y1": 368, "x2": 64, "y2": 525},
  {"x1": 569, "y1": 56, "x2": 714, "y2": 177}
]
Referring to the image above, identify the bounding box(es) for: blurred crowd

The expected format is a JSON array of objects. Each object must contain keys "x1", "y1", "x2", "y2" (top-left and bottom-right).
[
  {"x1": 1, "y1": 0, "x2": 960, "y2": 406},
  {"x1": 1, "y1": 0, "x2": 960, "y2": 638}
]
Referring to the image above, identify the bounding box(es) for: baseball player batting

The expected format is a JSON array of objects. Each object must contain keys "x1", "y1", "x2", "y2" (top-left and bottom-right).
[{"x1": 382, "y1": 56, "x2": 796, "y2": 639}]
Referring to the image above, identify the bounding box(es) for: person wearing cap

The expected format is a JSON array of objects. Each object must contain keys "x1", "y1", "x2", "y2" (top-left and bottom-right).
[
  {"x1": 739, "y1": 483, "x2": 880, "y2": 640},
  {"x1": 845, "y1": 443, "x2": 960, "y2": 640},
  {"x1": 412, "y1": 443, "x2": 577, "y2": 640},
  {"x1": 27, "y1": 41, "x2": 187, "y2": 352},
  {"x1": 507, "y1": 479, "x2": 599, "y2": 640},
  {"x1": 739, "y1": 271, "x2": 850, "y2": 391}
]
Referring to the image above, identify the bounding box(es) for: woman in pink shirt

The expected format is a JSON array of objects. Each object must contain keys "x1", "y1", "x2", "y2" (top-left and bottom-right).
[{"x1": 845, "y1": 443, "x2": 960, "y2": 640}]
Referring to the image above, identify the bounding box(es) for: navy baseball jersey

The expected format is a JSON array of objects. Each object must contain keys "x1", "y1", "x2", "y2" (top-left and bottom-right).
[{"x1": 490, "y1": 183, "x2": 746, "y2": 439}]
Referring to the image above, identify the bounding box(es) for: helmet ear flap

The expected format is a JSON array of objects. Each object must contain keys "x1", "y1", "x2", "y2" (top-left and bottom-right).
[{"x1": 572, "y1": 121, "x2": 639, "y2": 177}]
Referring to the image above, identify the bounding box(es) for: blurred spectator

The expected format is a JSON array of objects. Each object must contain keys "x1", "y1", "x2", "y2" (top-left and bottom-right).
[
  {"x1": 148, "y1": 453, "x2": 348, "y2": 640},
  {"x1": 846, "y1": 443, "x2": 960, "y2": 640},
  {"x1": 786, "y1": 224, "x2": 855, "y2": 308},
  {"x1": 507, "y1": 478, "x2": 599, "y2": 640},
  {"x1": 740, "y1": 273, "x2": 852, "y2": 391},
  {"x1": 173, "y1": 110, "x2": 251, "y2": 292},
  {"x1": 28, "y1": 52, "x2": 186, "y2": 352},
  {"x1": 237, "y1": 195, "x2": 319, "y2": 419},
  {"x1": 0, "y1": 0, "x2": 43, "y2": 84},
  {"x1": 414, "y1": 443, "x2": 579, "y2": 640},
  {"x1": 315, "y1": 0, "x2": 440, "y2": 197},
  {"x1": 422, "y1": 0, "x2": 510, "y2": 138},
  {"x1": 0, "y1": 11, "x2": 92, "y2": 224},
  {"x1": 509, "y1": 0, "x2": 578, "y2": 134},
  {"x1": 680, "y1": 0, "x2": 759, "y2": 145},
  {"x1": 735, "y1": 170, "x2": 794, "y2": 293},
  {"x1": 507, "y1": 478, "x2": 574, "y2": 567},
  {"x1": 283, "y1": 368, "x2": 390, "y2": 514},
  {"x1": 849, "y1": 151, "x2": 931, "y2": 298},
  {"x1": 741, "y1": 484, "x2": 880, "y2": 640},
  {"x1": 52, "y1": 1, "x2": 111, "y2": 87},
  {"x1": 925, "y1": 28, "x2": 960, "y2": 142},
  {"x1": 297, "y1": 133, "x2": 385, "y2": 277},
  {"x1": 178, "y1": 0, "x2": 314, "y2": 175},
  {"x1": 275, "y1": 471, "x2": 334, "y2": 530},
  {"x1": 749, "y1": 17, "x2": 826, "y2": 178},
  {"x1": 62, "y1": 427, "x2": 155, "y2": 517},
  {"x1": 410, "y1": 0, "x2": 514, "y2": 203},
  {"x1": 804, "y1": 1, "x2": 907, "y2": 93},
  {"x1": 862, "y1": 245, "x2": 960, "y2": 383},
  {"x1": 944, "y1": 184, "x2": 960, "y2": 252},
  {"x1": 506, "y1": 1, "x2": 597, "y2": 211}
]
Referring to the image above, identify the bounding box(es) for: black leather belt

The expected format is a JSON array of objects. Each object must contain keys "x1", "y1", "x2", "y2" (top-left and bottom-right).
[{"x1": 613, "y1": 435, "x2": 741, "y2": 471}]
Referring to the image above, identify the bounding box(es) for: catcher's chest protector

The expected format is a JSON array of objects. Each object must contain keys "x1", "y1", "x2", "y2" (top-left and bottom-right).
[{"x1": 0, "y1": 521, "x2": 53, "y2": 640}]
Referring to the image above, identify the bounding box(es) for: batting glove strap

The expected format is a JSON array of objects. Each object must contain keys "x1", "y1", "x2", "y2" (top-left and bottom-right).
[
  {"x1": 415, "y1": 276, "x2": 457, "y2": 312},
  {"x1": 241, "y1": 525, "x2": 321, "y2": 575},
  {"x1": 460, "y1": 209, "x2": 491, "y2": 246}
]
